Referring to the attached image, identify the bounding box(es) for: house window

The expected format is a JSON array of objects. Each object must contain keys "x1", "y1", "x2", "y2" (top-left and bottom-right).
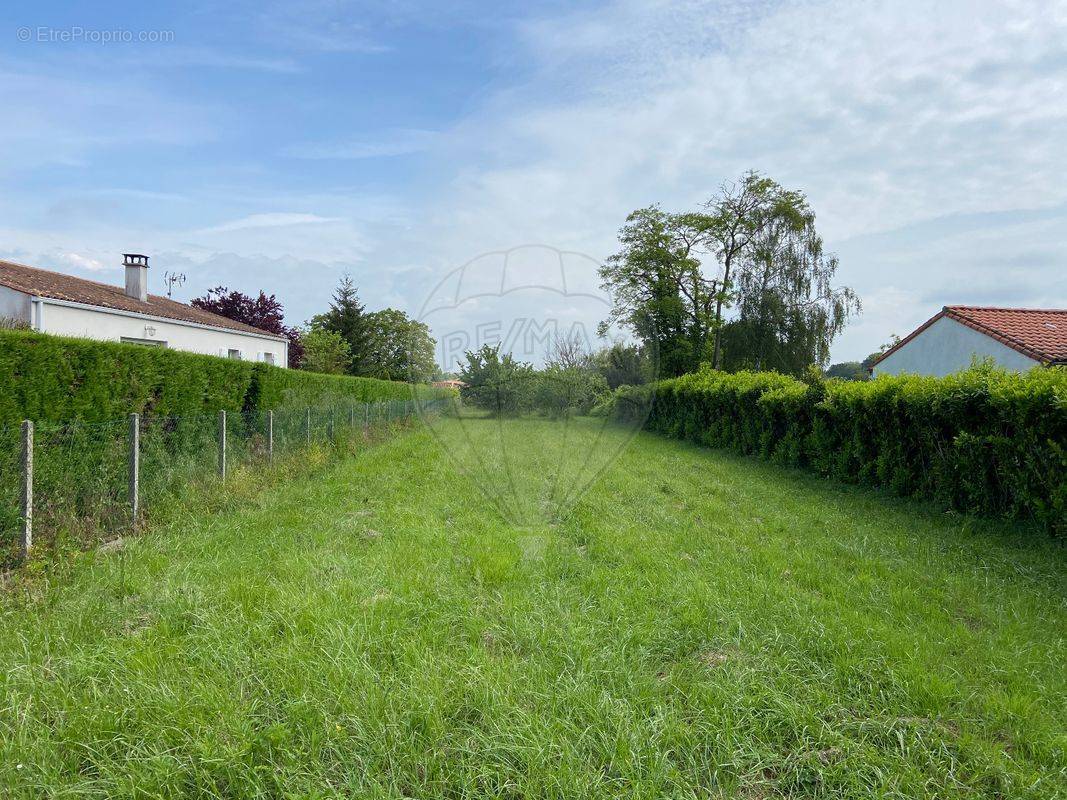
[
  {"x1": 261, "y1": 352, "x2": 276, "y2": 365},
  {"x1": 227, "y1": 349, "x2": 242, "y2": 360},
  {"x1": 121, "y1": 337, "x2": 166, "y2": 348}
]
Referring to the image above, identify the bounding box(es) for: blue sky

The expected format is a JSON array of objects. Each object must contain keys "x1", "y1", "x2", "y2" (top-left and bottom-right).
[{"x1": 2, "y1": 0, "x2": 1065, "y2": 363}]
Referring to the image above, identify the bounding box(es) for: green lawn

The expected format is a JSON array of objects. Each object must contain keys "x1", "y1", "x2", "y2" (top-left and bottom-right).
[{"x1": 2, "y1": 417, "x2": 1065, "y2": 798}]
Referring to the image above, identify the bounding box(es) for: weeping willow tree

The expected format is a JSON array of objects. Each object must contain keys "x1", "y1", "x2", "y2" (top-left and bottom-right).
[
  {"x1": 601, "y1": 172, "x2": 859, "y2": 379},
  {"x1": 720, "y1": 205, "x2": 860, "y2": 374}
]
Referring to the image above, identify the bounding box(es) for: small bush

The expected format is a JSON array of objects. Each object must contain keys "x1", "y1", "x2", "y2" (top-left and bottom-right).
[
  {"x1": 534, "y1": 366, "x2": 609, "y2": 419},
  {"x1": 458, "y1": 345, "x2": 537, "y2": 417}
]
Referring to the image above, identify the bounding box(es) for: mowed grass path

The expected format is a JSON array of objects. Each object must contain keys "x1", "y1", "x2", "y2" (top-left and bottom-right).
[{"x1": 2, "y1": 417, "x2": 1065, "y2": 798}]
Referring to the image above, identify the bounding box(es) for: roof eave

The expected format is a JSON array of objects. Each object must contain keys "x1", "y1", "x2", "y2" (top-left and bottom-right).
[
  {"x1": 943, "y1": 308, "x2": 1052, "y2": 364},
  {"x1": 868, "y1": 308, "x2": 948, "y2": 369},
  {"x1": 36, "y1": 296, "x2": 288, "y2": 343}
]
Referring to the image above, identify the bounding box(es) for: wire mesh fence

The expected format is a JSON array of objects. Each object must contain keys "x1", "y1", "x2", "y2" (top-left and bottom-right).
[{"x1": 0, "y1": 398, "x2": 449, "y2": 569}]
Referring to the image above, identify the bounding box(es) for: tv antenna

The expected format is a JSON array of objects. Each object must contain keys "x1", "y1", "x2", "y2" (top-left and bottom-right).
[{"x1": 163, "y1": 271, "x2": 186, "y2": 298}]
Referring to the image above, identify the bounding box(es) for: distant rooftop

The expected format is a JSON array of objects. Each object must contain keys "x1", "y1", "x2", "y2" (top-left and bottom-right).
[
  {"x1": 0, "y1": 258, "x2": 285, "y2": 340},
  {"x1": 873, "y1": 306, "x2": 1067, "y2": 367}
]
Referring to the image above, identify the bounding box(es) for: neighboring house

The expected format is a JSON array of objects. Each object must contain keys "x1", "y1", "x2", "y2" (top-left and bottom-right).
[
  {"x1": 432, "y1": 379, "x2": 466, "y2": 390},
  {"x1": 0, "y1": 254, "x2": 288, "y2": 365},
  {"x1": 870, "y1": 305, "x2": 1067, "y2": 377}
]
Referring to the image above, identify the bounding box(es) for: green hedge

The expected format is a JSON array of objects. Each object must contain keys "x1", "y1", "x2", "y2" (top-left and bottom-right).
[
  {"x1": 0, "y1": 330, "x2": 454, "y2": 565},
  {"x1": 0, "y1": 330, "x2": 441, "y2": 428},
  {"x1": 612, "y1": 365, "x2": 1067, "y2": 534},
  {"x1": 251, "y1": 363, "x2": 430, "y2": 411}
]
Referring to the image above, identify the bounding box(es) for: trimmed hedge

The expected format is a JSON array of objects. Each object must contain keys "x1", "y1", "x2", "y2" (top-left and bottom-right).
[
  {"x1": 612, "y1": 365, "x2": 1067, "y2": 534},
  {"x1": 0, "y1": 330, "x2": 441, "y2": 428},
  {"x1": 251, "y1": 363, "x2": 425, "y2": 411},
  {"x1": 0, "y1": 330, "x2": 455, "y2": 566}
]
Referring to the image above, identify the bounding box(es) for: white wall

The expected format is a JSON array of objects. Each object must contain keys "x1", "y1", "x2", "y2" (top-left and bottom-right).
[
  {"x1": 873, "y1": 315, "x2": 1038, "y2": 377},
  {"x1": 0, "y1": 285, "x2": 31, "y2": 323},
  {"x1": 37, "y1": 298, "x2": 287, "y2": 365}
]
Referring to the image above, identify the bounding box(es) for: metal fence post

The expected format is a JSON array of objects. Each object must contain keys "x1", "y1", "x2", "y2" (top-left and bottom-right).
[
  {"x1": 20, "y1": 420, "x2": 33, "y2": 561},
  {"x1": 267, "y1": 410, "x2": 274, "y2": 466},
  {"x1": 129, "y1": 413, "x2": 140, "y2": 527},
  {"x1": 218, "y1": 410, "x2": 227, "y2": 480},
  {"x1": 306, "y1": 407, "x2": 312, "y2": 446}
]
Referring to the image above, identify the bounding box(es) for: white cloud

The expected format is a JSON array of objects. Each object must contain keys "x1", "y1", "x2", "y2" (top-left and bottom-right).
[
  {"x1": 196, "y1": 213, "x2": 341, "y2": 234},
  {"x1": 285, "y1": 129, "x2": 439, "y2": 160},
  {"x1": 56, "y1": 251, "x2": 107, "y2": 271},
  {"x1": 138, "y1": 48, "x2": 303, "y2": 74},
  {"x1": 3, "y1": 0, "x2": 1066, "y2": 364},
  {"x1": 424, "y1": 0, "x2": 1067, "y2": 359},
  {"x1": 0, "y1": 62, "x2": 215, "y2": 172}
]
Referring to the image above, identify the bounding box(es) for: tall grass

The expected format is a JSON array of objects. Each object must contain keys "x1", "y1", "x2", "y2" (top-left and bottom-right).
[
  {"x1": 0, "y1": 417, "x2": 1064, "y2": 797},
  {"x1": 1, "y1": 399, "x2": 449, "y2": 568}
]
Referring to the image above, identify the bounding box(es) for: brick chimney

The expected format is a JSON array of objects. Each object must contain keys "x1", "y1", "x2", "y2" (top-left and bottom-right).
[{"x1": 123, "y1": 254, "x2": 149, "y2": 302}]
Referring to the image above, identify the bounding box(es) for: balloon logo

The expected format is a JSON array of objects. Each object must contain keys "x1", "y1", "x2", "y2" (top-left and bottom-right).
[{"x1": 410, "y1": 246, "x2": 657, "y2": 527}]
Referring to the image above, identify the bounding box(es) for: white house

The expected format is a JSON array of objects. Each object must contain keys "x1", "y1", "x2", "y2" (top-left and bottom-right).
[
  {"x1": 871, "y1": 305, "x2": 1066, "y2": 377},
  {"x1": 0, "y1": 254, "x2": 288, "y2": 365}
]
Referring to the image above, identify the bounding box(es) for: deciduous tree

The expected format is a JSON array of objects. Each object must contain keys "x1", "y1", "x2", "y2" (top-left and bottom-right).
[
  {"x1": 191, "y1": 286, "x2": 304, "y2": 368},
  {"x1": 300, "y1": 328, "x2": 352, "y2": 375},
  {"x1": 598, "y1": 207, "x2": 718, "y2": 377},
  {"x1": 599, "y1": 172, "x2": 859, "y2": 377},
  {"x1": 459, "y1": 344, "x2": 535, "y2": 416},
  {"x1": 364, "y1": 308, "x2": 437, "y2": 383}
]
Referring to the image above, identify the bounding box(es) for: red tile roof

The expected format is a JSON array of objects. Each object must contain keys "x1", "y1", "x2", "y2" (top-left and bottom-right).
[
  {"x1": 0, "y1": 258, "x2": 285, "y2": 340},
  {"x1": 872, "y1": 305, "x2": 1067, "y2": 368}
]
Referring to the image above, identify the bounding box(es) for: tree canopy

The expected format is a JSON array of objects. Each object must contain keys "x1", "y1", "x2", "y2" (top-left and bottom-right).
[
  {"x1": 458, "y1": 344, "x2": 536, "y2": 416},
  {"x1": 304, "y1": 277, "x2": 438, "y2": 382},
  {"x1": 597, "y1": 207, "x2": 717, "y2": 378},
  {"x1": 593, "y1": 343, "x2": 651, "y2": 389},
  {"x1": 364, "y1": 308, "x2": 437, "y2": 383},
  {"x1": 310, "y1": 276, "x2": 371, "y2": 376},
  {"x1": 300, "y1": 328, "x2": 352, "y2": 375},
  {"x1": 599, "y1": 171, "x2": 859, "y2": 378}
]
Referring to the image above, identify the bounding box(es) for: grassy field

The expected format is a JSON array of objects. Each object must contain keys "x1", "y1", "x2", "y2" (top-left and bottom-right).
[{"x1": 1, "y1": 416, "x2": 1065, "y2": 798}]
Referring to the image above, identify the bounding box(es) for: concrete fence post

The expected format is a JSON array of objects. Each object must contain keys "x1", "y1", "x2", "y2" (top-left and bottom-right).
[
  {"x1": 20, "y1": 420, "x2": 33, "y2": 561},
  {"x1": 267, "y1": 410, "x2": 274, "y2": 466},
  {"x1": 218, "y1": 410, "x2": 227, "y2": 480},
  {"x1": 128, "y1": 413, "x2": 140, "y2": 527},
  {"x1": 305, "y1": 407, "x2": 312, "y2": 446}
]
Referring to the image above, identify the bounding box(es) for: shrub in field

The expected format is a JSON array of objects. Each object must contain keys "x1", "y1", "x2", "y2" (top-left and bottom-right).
[
  {"x1": 533, "y1": 365, "x2": 609, "y2": 419},
  {"x1": 603, "y1": 384, "x2": 654, "y2": 422},
  {"x1": 457, "y1": 344, "x2": 612, "y2": 419},
  {"x1": 610, "y1": 363, "x2": 1066, "y2": 533},
  {"x1": 458, "y1": 344, "x2": 537, "y2": 416}
]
